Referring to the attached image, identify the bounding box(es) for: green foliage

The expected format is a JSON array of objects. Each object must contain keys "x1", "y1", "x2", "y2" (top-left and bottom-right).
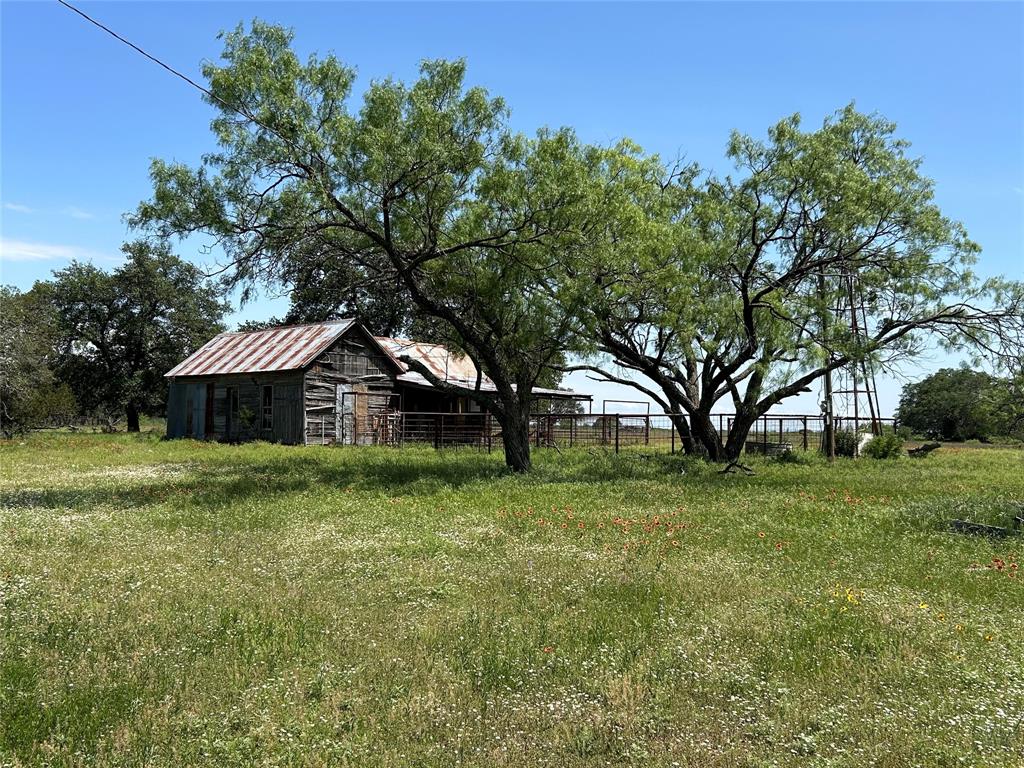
[
  {"x1": 833, "y1": 428, "x2": 859, "y2": 457},
  {"x1": 896, "y1": 368, "x2": 1008, "y2": 441},
  {"x1": 0, "y1": 286, "x2": 61, "y2": 437},
  {"x1": 862, "y1": 432, "x2": 904, "y2": 459},
  {"x1": 131, "y1": 22, "x2": 599, "y2": 470},
  {"x1": 44, "y1": 240, "x2": 228, "y2": 430},
  {"x1": 1, "y1": 434, "x2": 1023, "y2": 764},
  {"x1": 568, "y1": 106, "x2": 1024, "y2": 462}
]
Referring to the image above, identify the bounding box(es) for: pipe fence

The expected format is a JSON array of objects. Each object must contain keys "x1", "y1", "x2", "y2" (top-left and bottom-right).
[{"x1": 328, "y1": 411, "x2": 896, "y2": 454}]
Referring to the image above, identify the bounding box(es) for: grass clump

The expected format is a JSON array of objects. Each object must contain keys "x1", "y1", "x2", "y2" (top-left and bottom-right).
[{"x1": 1, "y1": 433, "x2": 1022, "y2": 766}]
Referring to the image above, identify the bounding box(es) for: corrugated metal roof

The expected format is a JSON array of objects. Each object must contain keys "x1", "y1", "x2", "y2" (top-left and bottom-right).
[
  {"x1": 166, "y1": 321, "x2": 588, "y2": 399},
  {"x1": 375, "y1": 336, "x2": 587, "y2": 399},
  {"x1": 165, "y1": 320, "x2": 355, "y2": 377},
  {"x1": 375, "y1": 337, "x2": 483, "y2": 384}
]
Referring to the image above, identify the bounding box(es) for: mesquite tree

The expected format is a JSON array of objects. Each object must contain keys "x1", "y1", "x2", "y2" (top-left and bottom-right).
[
  {"x1": 570, "y1": 107, "x2": 1024, "y2": 461},
  {"x1": 132, "y1": 23, "x2": 594, "y2": 471}
]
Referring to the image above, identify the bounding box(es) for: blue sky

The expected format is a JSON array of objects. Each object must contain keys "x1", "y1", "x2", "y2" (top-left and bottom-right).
[{"x1": 2, "y1": 1, "x2": 1022, "y2": 415}]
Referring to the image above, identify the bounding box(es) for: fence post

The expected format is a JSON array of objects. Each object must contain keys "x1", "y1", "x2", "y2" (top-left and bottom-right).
[
  {"x1": 779, "y1": 417, "x2": 783, "y2": 445},
  {"x1": 570, "y1": 416, "x2": 575, "y2": 448},
  {"x1": 487, "y1": 413, "x2": 492, "y2": 453},
  {"x1": 802, "y1": 416, "x2": 808, "y2": 451},
  {"x1": 762, "y1": 417, "x2": 768, "y2": 452},
  {"x1": 644, "y1": 415, "x2": 650, "y2": 445},
  {"x1": 615, "y1": 416, "x2": 620, "y2": 454},
  {"x1": 671, "y1": 419, "x2": 675, "y2": 454}
]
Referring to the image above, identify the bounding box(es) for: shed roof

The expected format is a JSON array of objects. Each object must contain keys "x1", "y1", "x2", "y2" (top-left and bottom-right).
[
  {"x1": 375, "y1": 337, "x2": 589, "y2": 400},
  {"x1": 165, "y1": 320, "x2": 356, "y2": 377}
]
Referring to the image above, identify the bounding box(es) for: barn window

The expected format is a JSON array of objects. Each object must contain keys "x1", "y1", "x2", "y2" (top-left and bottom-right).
[{"x1": 261, "y1": 385, "x2": 273, "y2": 430}]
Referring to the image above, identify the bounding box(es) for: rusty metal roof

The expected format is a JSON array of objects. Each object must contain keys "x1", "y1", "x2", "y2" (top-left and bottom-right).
[
  {"x1": 165, "y1": 320, "x2": 355, "y2": 377},
  {"x1": 374, "y1": 337, "x2": 483, "y2": 384},
  {"x1": 166, "y1": 321, "x2": 588, "y2": 399},
  {"x1": 375, "y1": 336, "x2": 588, "y2": 399}
]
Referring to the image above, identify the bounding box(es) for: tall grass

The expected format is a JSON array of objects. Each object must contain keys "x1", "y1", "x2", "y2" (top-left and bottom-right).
[{"x1": 1, "y1": 433, "x2": 1022, "y2": 766}]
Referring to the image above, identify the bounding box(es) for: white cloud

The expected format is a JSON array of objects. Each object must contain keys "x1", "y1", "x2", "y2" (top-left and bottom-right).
[
  {"x1": 64, "y1": 206, "x2": 95, "y2": 220},
  {"x1": 3, "y1": 202, "x2": 34, "y2": 213},
  {"x1": 0, "y1": 238, "x2": 112, "y2": 262}
]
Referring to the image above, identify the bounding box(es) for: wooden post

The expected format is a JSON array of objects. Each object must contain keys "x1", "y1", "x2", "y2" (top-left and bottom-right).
[
  {"x1": 570, "y1": 416, "x2": 575, "y2": 448},
  {"x1": 802, "y1": 416, "x2": 808, "y2": 451},
  {"x1": 779, "y1": 417, "x2": 783, "y2": 445},
  {"x1": 671, "y1": 420, "x2": 675, "y2": 454},
  {"x1": 644, "y1": 415, "x2": 650, "y2": 445},
  {"x1": 762, "y1": 417, "x2": 768, "y2": 452},
  {"x1": 487, "y1": 413, "x2": 492, "y2": 453},
  {"x1": 615, "y1": 416, "x2": 620, "y2": 454}
]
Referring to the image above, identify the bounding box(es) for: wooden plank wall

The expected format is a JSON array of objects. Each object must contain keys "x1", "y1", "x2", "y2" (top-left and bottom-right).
[{"x1": 303, "y1": 337, "x2": 397, "y2": 445}]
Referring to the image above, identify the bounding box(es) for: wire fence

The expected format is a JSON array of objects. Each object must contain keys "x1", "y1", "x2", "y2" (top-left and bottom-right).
[{"x1": 323, "y1": 410, "x2": 896, "y2": 454}]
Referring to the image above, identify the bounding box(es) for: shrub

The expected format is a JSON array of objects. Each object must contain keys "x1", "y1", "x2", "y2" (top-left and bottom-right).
[
  {"x1": 833, "y1": 428, "x2": 858, "y2": 457},
  {"x1": 863, "y1": 433, "x2": 904, "y2": 459}
]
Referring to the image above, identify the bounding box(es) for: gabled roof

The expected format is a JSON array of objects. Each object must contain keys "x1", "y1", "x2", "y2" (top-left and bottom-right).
[
  {"x1": 165, "y1": 320, "x2": 357, "y2": 377},
  {"x1": 166, "y1": 321, "x2": 589, "y2": 400}
]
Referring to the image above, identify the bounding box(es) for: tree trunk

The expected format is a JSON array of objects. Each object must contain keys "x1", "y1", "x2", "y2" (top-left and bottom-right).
[
  {"x1": 668, "y1": 412, "x2": 698, "y2": 455},
  {"x1": 689, "y1": 410, "x2": 725, "y2": 461},
  {"x1": 496, "y1": 405, "x2": 532, "y2": 472},
  {"x1": 126, "y1": 403, "x2": 141, "y2": 433},
  {"x1": 723, "y1": 411, "x2": 758, "y2": 462}
]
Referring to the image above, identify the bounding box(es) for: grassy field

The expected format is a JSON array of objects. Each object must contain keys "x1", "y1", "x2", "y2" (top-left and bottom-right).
[{"x1": 1, "y1": 434, "x2": 1022, "y2": 767}]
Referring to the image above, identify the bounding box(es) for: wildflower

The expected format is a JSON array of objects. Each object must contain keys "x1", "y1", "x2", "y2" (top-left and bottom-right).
[
  {"x1": 542, "y1": 646, "x2": 553, "y2": 653},
  {"x1": 984, "y1": 634, "x2": 994, "y2": 642},
  {"x1": 671, "y1": 540, "x2": 679, "y2": 547},
  {"x1": 757, "y1": 532, "x2": 766, "y2": 539},
  {"x1": 775, "y1": 541, "x2": 784, "y2": 551},
  {"x1": 561, "y1": 523, "x2": 568, "y2": 529},
  {"x1": 919, "y1": 602, "x2": 929, "y2": 610}
]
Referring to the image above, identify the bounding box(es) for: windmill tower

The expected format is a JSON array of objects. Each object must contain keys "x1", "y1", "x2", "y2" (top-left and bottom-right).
[{"x1": 828, "y1": 271, "x2": 883, "y2": 447}]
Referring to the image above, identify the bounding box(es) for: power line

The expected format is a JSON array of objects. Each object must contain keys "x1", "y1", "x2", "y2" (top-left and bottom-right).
[
  {"x1": 56, "y1": 0, "x2": 221, "y2": 105},
  {"x1": 55, "y1": 0, "x2": 322, "y2": 173}
]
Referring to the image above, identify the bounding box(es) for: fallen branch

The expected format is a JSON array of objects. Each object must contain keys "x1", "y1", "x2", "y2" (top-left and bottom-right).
[{"x1": 719, "y1": 460, "x2": 756, "y2": 476}]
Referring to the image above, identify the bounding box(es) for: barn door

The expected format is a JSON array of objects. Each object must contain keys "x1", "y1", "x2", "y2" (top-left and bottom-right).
[
  {"x1": 336, "y1": 384, "x2": 354, "y2": 445},
  {"x1": 204, "y1": 383, "x2": 215, "y2": 439},
  {"x1": 273, "y1": 382, "x2": 303, "y2": 445}
]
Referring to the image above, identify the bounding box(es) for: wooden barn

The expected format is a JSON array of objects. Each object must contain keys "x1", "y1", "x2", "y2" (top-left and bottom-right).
[{"x1": 164, "y1": 320, "x2": 589, "y2": 445}]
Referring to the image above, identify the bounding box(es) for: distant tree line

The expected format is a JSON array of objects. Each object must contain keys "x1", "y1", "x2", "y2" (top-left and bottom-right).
[
  {"x1": 897, "y1": 368, "x2": 1024, "y2": 442},
  {"x1": 0, "y1": 241, "x2": 228, "y2": 437}
]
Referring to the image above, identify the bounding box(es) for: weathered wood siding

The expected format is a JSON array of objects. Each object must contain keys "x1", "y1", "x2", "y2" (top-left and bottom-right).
[
  {"x1": 166, "y1": 380, "x2": 209, "y2": 439},
  {"x1": 166, "y1": 324, "x2": 403, "y2": 446},
  {"x1": 167, "y1": 372, "x2": 305, "y2": 444},
  {"x1": 303, "y1": 331, "x2": 398, "y2": 445}
]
